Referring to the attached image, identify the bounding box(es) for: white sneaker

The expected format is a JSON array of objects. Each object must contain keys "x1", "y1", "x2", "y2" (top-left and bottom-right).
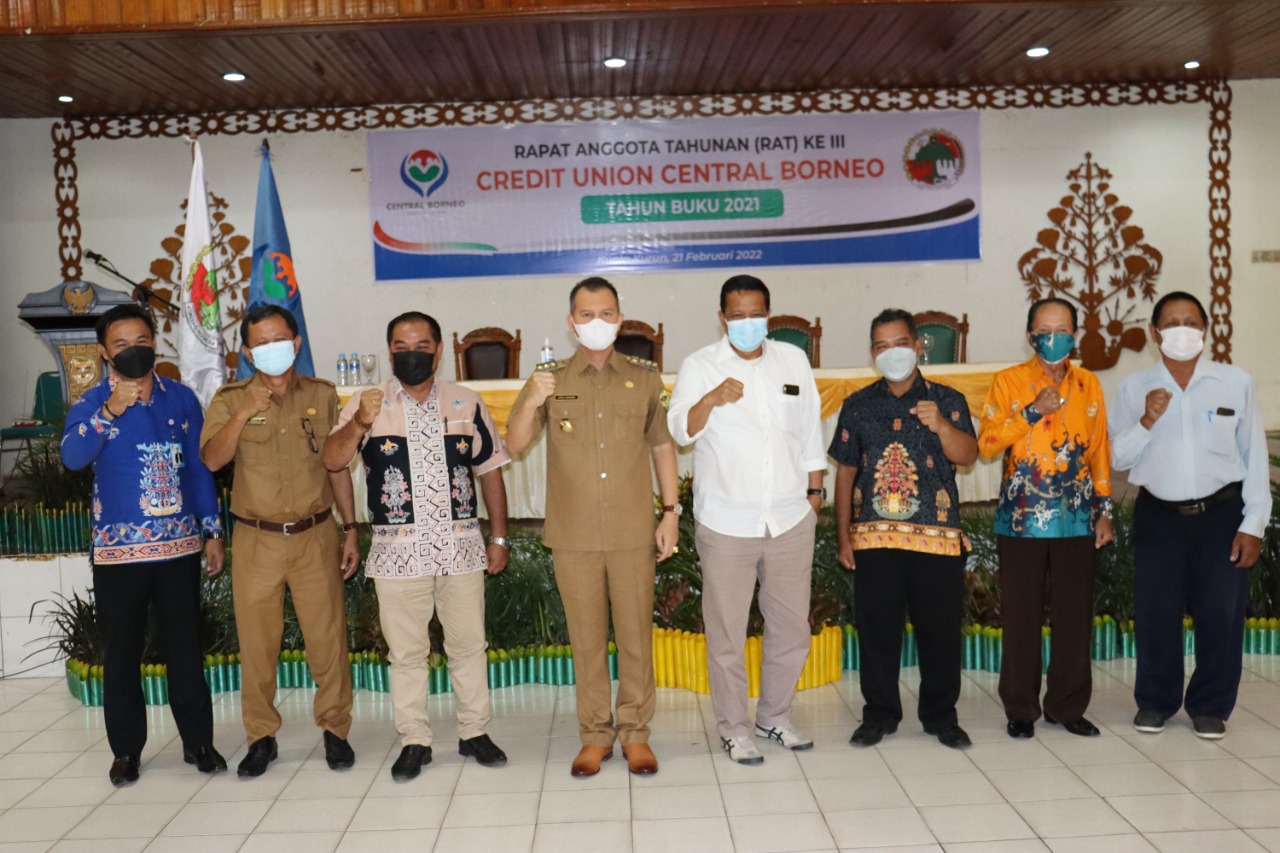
[
  {"x1": 721, "y1": 736, "x2": 764, "y2": 764},
  {"x1": 755, "y1": 723, "x2": 814, "y2": 750}
]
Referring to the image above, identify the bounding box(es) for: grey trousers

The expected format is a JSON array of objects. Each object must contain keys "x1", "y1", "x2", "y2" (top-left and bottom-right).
[{"x1": 697, "y1": 511, "x2": 817, "y2": 739}]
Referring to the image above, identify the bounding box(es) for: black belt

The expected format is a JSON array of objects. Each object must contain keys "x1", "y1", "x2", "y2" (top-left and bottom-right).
[
  {"x1": 1139, "y1": 482, "x2": 1242, "y2": 516},
  {"x1": 233, "y1": 508, "x2": 332, "y2": 536}
]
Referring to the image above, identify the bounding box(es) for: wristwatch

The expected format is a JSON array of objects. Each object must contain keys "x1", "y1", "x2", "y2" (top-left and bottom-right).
[
  {"x1": 489, "y1": 535, "x2": 512, "y2": 549},
  {"x1": 205, "y1": 530, "x2": 225, "y2": 540},
  {"x1": 807, "y1": 488, "x2": 827, "y2": 500},
  {"x1": 341, "y1": 522, "x2": 359, "y2": 533},
  {"x1": 662, "y1": 503, "x2": 683, "y2": 516}
]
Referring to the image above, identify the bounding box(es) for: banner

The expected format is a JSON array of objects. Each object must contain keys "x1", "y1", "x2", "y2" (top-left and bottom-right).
[
  {"x1": 368, "y1": 112, "x2": 980, "y2": 281},
  {"x1": 177, "y1": 140, "x2": 227, "y2": 407},
  {"x1": 238, "y1": 145, "x2": 316, "y2": 379}
]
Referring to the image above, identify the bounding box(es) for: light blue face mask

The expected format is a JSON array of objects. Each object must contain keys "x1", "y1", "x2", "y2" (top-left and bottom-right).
[
  {"x1": 1029, "y1": 331, "x2": 1075, "y2": 365},
  {"x1": 249, "y1": 340, "x2": 297, "y2": 376},
  {"x1": 726, "y1": 317, "x2": 769, "y2": 352}
]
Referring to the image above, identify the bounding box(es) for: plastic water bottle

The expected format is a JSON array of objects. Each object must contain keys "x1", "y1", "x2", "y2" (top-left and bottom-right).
[
  {"x1": 539, "y1": 338, "x2": 555, "y2": 363},
  {"x1": 348, "y1": 353, "x2": 361, "y2": 386},
  {"x1": 336, "y1": 353, "x2": 348, "y2": 387}
]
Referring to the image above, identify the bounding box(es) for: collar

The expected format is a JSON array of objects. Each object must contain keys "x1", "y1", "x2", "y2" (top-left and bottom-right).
[
  {"x1": 1022, "y1": 354, "x2": 1074, "y2": 385},
  {"x1": 714, "y1": 335, "x2": 769, "y2": 364},
  {"x1": 1158, "y1": 355, "x2": 1224, "y2": 390},
  {"x1": 393, "y1": 378, "x2": 437, "y2": 408},
  {"x1": 876, "y1": 371, "x2": 928, "y2": 400},
  {"x1": 571, "y1": 349, "x2": 622, "y2": 375}
]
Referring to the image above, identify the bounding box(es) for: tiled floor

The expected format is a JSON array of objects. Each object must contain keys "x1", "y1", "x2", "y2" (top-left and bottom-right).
[{"x1": 4, "y1": 658, "x2": 1280, "y2": 852}]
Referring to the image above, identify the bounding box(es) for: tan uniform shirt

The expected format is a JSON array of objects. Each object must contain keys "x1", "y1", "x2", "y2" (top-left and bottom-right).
[
  {"x1": 199, "y1": 373, "x2": 339, "y2": 522},
  {"x1": 513, "y1": 349, "x2": 672, "y2": 551}
]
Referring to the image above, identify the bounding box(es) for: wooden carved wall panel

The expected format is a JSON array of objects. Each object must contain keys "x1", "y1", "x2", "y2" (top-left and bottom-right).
[
  {"x1": 51, "y1": 80, "x2": 1232, "y2": 364},
  {"x1": 1018, "y1": 153, "x2": 1163, "y2": 372}
]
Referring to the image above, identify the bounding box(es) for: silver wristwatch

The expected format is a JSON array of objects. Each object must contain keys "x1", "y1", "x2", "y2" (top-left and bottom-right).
[{"x1": 489, "y1": 535, "x2": 512, "y2": 549}]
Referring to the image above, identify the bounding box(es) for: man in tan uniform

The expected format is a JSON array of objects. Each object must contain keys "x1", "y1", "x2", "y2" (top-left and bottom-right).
[
  {"x1": 508, "y1": 277, "x2": 680, "y2": 778},
  {"x1": 200, "y1": 305, "x2": 361, "y2": 778}
]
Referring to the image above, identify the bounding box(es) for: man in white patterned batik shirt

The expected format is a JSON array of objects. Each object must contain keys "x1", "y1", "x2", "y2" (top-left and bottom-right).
[{"x1": 325, "y1": 311, "x2": 513, "y2": 781}]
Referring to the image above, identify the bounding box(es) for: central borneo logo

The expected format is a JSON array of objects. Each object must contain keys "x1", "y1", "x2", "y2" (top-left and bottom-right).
[
  {"x1": 400, "y1": 149, "x2": 449, "y2": 198},
  {"x1": 903, "y1": 130, "x2": 964, "y2": 188}
]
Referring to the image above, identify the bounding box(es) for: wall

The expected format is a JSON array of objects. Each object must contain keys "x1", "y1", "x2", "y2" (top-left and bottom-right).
[{"x1": 2, "y1": 82, "x2": 1279, "y2": 443}]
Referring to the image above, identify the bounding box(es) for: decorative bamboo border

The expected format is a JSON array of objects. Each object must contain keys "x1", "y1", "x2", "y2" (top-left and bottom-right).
[{"x1": 50, "y1": 81, "x2": 1233, "y2": 362}]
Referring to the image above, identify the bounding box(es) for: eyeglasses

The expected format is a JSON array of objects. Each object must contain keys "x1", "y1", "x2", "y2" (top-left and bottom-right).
[{"x1": 300, "y1": 418, "x2": 318, "y2": 454}]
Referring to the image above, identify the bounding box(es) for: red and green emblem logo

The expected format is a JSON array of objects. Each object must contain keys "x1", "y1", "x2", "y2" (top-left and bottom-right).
[
  {"x1": 400, "y1": 149, "x2": 449, "y2": 198},
  {"x1": 262, "y1": 251, "x2": 299, "y2": 299},
  {"x1": 904, "y1": 130, "x2": 965, "y2": 188}
]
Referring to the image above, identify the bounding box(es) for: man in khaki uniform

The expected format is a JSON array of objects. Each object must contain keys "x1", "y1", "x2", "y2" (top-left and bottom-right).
[
  {"x1": 200, "y1": 305, "x2": 361, "y2": 778},
  {"x1": 507, "y1": 277, "x2": 680, "y2": 778}
]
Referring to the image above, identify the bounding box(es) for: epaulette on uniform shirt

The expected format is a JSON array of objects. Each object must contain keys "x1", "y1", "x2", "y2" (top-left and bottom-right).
[
  {"x1": 622, "y1": 355, "x2": 659, "y2": 372},
  {"x1": 536, "y1": 359, "x2": 570, "y2": 372}
]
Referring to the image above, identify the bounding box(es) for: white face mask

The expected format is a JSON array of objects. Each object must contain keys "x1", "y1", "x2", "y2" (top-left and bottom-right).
[
  {"x1": 1157, "y1": 326, "x2": 1205, "y2": 362},
  {"x1": 572, "y1": 318, "x2": 620, "y2": 352},
  {"x1": 874, "y1": 346, "x2": 918, "y2": 383}
]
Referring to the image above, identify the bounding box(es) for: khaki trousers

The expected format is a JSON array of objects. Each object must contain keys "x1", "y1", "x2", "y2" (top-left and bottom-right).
[
  {"x1": 552, "y1": 547, "x2": 656, "y2": 747},
  {"x1": 697, "y1": 512, "x2": 816, "y2": 740},
  {"x1": 231, "y1": 521, "x2": 352, "y2": 742},
  {"x1": 375, "y1": 572, "x2": 490, "y2": 746}
]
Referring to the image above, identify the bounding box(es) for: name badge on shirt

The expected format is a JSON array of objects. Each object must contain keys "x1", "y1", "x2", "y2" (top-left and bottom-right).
[
  {"x1": 553, "y1": 395, "x2": 579, "y2": 401},
  {"x1": 782, "y1": 384, "x2": 800, "y2": 396},
  {"x1": 247, "y1": 416, "x2": 267, "y2": 425}
]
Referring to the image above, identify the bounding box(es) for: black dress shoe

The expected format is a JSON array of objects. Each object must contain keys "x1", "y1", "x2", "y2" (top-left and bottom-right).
[
  {"x1": 323, "y1": 730, "x2": 355, "y2": 770},
  {"x1": 237, "y1": 736, "x2": 278, "y2": 778},
  {"x1": 458, "y1": 734, "x2": 508, "y2": 767},
  {"x1": 390, "y1": 745, "x2": 432, "y2": 781},
  {"x1": 109, "y1": 755, "x2": 140, "y2": 787},
  {"x1": 849, "y1": 722, "x2": 897, "y2": 747},
  {"x1": 1044, "y1": 713, "x2": 1100, "y2": 737},
  {"x1": 1006, "y1": 719, "x2": 1035, "y2": 739},
  {"x1": 183, "y1": 744, "x2": 228, "y2": 773},
  {"x1": 925, "y1": 723, "x2": 972, "y2": 750}
]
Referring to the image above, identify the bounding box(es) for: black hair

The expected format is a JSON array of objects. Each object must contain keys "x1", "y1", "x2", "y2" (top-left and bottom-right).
[
  {"x1": 1026, "y1": 297, "x2": 1079, "y2": 333},
  {"x1": 386, "y1": 311, "x2": 442, "y2": 345},
  {"x1": 95, "y1": 304, "x2": 156, "y2": 345},
  {"x1": 1151, "y1": 291, "x2": 1209, "y2": 327},
  {"x1": 869, "y1": 308, "x2": 916, "y2": 342},
  {"x1": 569, "y1": 276, "x2": 619, "y2": 311},
  {"x1": 719, "y1": 274, "x2": 771, "y2": 312},
  {"x1": 240, "y1": 304, "x2": 299, "y2": 348}
]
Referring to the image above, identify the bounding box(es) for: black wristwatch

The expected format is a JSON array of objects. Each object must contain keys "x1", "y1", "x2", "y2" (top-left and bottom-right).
[
  {"x1": 807, "y1": 488, "x2": 827, "y2": 500},
  {"x1": 341, "y1": 522, "x2": 359, "y2": 533},
  {"x1": 205, "y1": 530, "x2": 224, "y2": 541}
]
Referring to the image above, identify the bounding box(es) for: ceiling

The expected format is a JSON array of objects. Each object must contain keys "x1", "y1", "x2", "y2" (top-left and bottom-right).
[{"x1": 1, "y1": 1, "x2": 1279, "y2": 119}]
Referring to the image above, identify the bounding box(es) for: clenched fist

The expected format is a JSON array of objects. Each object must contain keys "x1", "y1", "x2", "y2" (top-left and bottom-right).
[
  {"x1": 910, "y1": 400, "x2": 946, "y2": 434},
  {"x1": 524, "y1": 370, "x2": 558, "y2": 408},
  {"x1": 356, "y1": 388, "x2": 384, "y2": 428},
  {"x1": 237, "y1": 385, "x2": 273, "y2": 421},
  {"x1": 106, "y1": 379, "x2": 143, "y2": 417},
  {"x1": 702, "y1": 378, "x2": 745, "y2": 408},
  {"x1": 1033, "y1": 386, "x2": 1063, "y2": 417},
  {"x1": 1140, "y1": 388, "x2": 1172, "y2": 430}
]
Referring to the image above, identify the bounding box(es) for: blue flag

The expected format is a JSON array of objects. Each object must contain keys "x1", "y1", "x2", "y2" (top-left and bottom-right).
[{"x1": 237, "y1": 145, "x2": 316, "y2": 379}]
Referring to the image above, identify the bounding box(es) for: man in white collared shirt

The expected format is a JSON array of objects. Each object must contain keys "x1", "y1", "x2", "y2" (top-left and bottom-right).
[
  {"x1": 1110, "y1": 291, "x2": 1272, "y2": 740},
  {"x1": 668, "y1": 275, "x2": 827, "y2": 765}
]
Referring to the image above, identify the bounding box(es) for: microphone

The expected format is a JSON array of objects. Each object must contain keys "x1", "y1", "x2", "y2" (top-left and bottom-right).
[{"x1": 84, "y1": 250, "x2": 105, "y2": 264}]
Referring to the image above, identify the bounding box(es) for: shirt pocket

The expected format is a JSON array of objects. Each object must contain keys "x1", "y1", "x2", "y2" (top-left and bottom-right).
[
  {"x1": 614, "y1": 401, "x2": 647, "y2": 442},
  {"x1": 238, "y1": 421, "x2": 273, "y2": 462},
  {"x1": 1207, "y1": 409, "x2": 1238, "y2": 455},
  {"x1": 548, "y1": 400, "x2": 585, "y2": 445},
  {"x1": 773, "y1": 391, "x2": 804, "y2": 435}
]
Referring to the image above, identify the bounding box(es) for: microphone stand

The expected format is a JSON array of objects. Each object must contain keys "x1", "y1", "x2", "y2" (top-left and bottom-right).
[{"x1": 85, "y1": 252, "x2": 179, "y2": 320}]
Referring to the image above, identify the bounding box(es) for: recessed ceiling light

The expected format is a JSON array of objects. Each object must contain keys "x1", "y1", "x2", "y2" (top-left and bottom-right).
[
  {"x1": 223, "y1": 71, "x2": 246, "y2": 82},
  {"x1": 1184, "y1": 60, "x2": 1201, "y2": 69},
  {"x1": 1026, "y1": 46, "x2": 1050, "y2": 58},
  {"x1": 57, "y1": 95, "x2": 73, "y2": 103},
  {"x1": 603, "y1": 57, "x2": 627, "y2": 69}
]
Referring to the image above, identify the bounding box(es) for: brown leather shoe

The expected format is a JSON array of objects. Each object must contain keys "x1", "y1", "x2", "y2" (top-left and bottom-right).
[
  {"x1": 570, "y1": 745, "x2": 613, "y2": 777},
  {"x1": 622, "y1": 742, "x2": 658, "y2": 775}
]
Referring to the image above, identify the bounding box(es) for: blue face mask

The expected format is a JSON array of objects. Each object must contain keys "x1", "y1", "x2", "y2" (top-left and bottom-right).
[
  {"x1": 249, "y1": 340, "x2": 297, "y2": 376},
  {"x1": 1030, "y1": 331, "x2": 1075, "y2": 365},
  {"x1": 726, "y1": 317, "x2": 769, "y2": 352}
]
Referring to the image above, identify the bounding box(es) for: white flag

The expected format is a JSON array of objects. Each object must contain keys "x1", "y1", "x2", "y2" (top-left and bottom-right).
[{"x1": 178, "y1": 140, "x2": 227, "y2": 408}]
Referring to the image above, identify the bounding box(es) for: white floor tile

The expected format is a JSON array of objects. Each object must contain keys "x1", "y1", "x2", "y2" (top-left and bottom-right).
[
  {"x1": 1144, "y1": 829, "x2": 1268, "y2": 853},
  {"x1": 63, "y1": 802, "x2": 184, "y2": 840},
  {"x1": 720, "y1": 779, "x2": 818, "y2": 816},
  {"x1": 433, "y1": 824, "x2": 534, "y2": 853},
  {"x1": 333, "y1": 830, "x2": 438, "y2": 853},
  {"x1": 1044, "y1": 835, "x2": 1159, "y2": 853},
  {"x1": 533, "y1": 820, "x2": 632, "y2": 853},
  {"x1": 0, "y1": 806, "x2": 94, "y2": 842},
  {"x1": 631, "y1": 783, "x2": 725, "y2": 819},
  {"x1": 257, "y1": 797, "x2": 361, "y2": 833},
  {"x1": 1072, "y1": 762, "x2": 1189, "y2": 797},
  {"x1": 823, "y1": 806, "x2": 936, "y2": 849},
  {"x1": 809, "y1": 775, "x2": 912, "y2": 811},
  {"x1": 161, "y1": 799, "x2": 272, "y2": 836},
  {"x1": 1199, "y1": 790, "x2": 1280, "y2": 829},
  {"x1": 237, "y1": 833, "x2": 343, "y2": 853},
  {"x1": 47, "y1": 839, "x2": 148, "y2": 853},
  {"x1": 142, "y1": 837, "x2": 246, "y2": 853},
  {"x1": 1161, "y1": 758, "x2": 1279, "y2": 792},
  {"x1": 633, "y1": 816, "x2": 735, "y2": 853},
  {"x1": 918, "y1": 802, "x2": 1035, "y2": 843},
  {"x1": 1106, "y1": 794, "x2": 1235, "y2": 833},
  {"x1": 727, "y1": 812, "x2": 835, "y2": 853},
  {"x1": 986, "y1": 766, "x2": 1099, "y2": 801},
  {"x1": 346, "y1": 794, "x2": 451, "y2": 830},
  {"x1": 1013, "y1": 797, "x2": 1135, "y2": 837},
  {"x1": 442, "y1": 791, "x2": 539, "y2": 827},
  {"x1": 537, "y1": 785, "x2": 630, "y2": 823}
]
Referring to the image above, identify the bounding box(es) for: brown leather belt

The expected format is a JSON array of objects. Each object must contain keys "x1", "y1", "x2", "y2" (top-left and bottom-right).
[
  {"x1": 1139, "y1": 482, "x2": 1242, "y2": 516},
  {"x1": 233, "y1": 508, "x2": 332, "y2": 536}
]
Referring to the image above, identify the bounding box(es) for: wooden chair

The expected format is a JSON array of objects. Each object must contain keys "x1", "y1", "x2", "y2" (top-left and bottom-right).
[
  {"x1": 1, "y1": 371, "x2": 62, "y2": 491},
  {"x1": 767, "y1": 315, "x2": 822, "y2": 367},
  {"x1": 453, "y1": 327, "x2": 522, "y2": 380},
  {"x1": 912, "y1": 311, "x2": 970, "y2": 364},
  {"x1": 614, "y1": 320, "x2": 665, "y2": 371}
]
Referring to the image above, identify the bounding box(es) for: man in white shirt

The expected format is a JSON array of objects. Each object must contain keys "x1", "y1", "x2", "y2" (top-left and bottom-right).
[
  {"x1": 668, "y1": 275, "x2": 827, "y2": 764},
  {"x1": 1110, "y1": 291, "x2": 1272, "y2": 740}
]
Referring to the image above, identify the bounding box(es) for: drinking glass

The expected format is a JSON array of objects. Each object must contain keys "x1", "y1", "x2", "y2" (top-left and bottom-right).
[
  {"x1": 920, "y1": 333, "x2": 935, "y2": 365},
  {"x1": 360, "y1": 353, "x2": 378, "y2": 385}
]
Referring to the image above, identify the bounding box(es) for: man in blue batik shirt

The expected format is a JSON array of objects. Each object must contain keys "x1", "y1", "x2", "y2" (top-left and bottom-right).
[{"x1": 61, "y1": 304, "x2": 227, "y2": 787}]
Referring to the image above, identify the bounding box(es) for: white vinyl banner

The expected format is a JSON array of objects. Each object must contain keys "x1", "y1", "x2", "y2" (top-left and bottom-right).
[{"x1": 368, "y1": 112, "x2": 980, "y2": 281}]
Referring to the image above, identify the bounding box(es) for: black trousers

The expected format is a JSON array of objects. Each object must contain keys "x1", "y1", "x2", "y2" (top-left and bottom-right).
[
  {"x1": 997, "y1": 535, "x2": 1095, "y2": 723},
  {"x1": 854, "y1": 548, "x2": 965, "y2": 729},
  {"x1": 93, "y1": 552, "x2": 214, "y2": 758},
  {"x1": 1134, "y1": 489, "x2": 1248, "y2": 720}
]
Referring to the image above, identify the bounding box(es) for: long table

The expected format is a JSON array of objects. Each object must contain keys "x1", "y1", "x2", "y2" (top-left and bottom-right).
[{"x1": 340, "y1": 362, "x2": 1013, "y2": 520}]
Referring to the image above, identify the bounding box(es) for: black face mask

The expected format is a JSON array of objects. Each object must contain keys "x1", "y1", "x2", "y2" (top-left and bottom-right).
[
  {"x1": 111, "y1": 345, "x2": 156, "y2": 379},
  {"x1": 392, "y1": 350, "x2": 436, "y2": 386}
]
